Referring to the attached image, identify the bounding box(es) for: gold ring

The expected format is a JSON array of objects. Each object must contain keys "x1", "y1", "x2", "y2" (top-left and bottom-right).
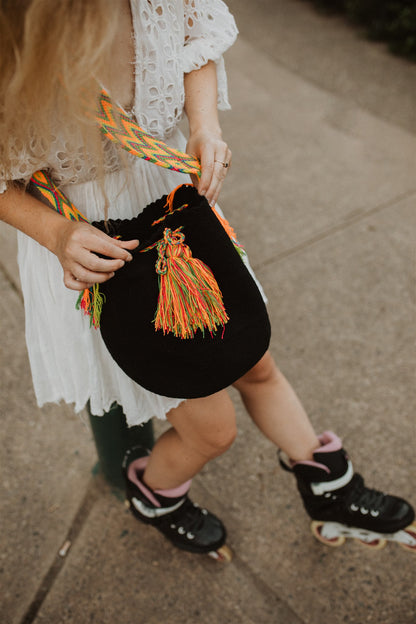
[{"x1": 215, "y1": 160, "x2": 229, "y2": 168}]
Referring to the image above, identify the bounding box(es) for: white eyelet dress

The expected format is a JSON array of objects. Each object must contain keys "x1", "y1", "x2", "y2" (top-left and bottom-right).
[{"x1": 1, "y1": 1, "x2": 241, "y2": 427}]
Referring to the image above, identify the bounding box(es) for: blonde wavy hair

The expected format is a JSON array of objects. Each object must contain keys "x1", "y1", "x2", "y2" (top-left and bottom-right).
[{"x1": 0, "y1": 0, "x2": 119, "y2": 186}]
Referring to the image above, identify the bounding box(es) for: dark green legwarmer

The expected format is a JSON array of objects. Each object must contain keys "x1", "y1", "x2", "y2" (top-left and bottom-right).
[{"x1": 88, "y1": 402, "x2": 154, "y2": 490}]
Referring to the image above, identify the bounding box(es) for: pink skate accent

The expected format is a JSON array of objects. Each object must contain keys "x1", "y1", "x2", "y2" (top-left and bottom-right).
[
  {"x1": 289, "y1": 432, "x2": 342, "y2": 473},
  {"x1": 154, "y1": 480, "x2": 192, "y2": 499},
  {"x1": 127, "y1": 456, "x2": 191, "y2": 505},
  {"x1": 317, "y1": 431, "x2": 343, "y2": 453},
  {"x1": 291, "y1": 459, "x2": 330, "y2": 473},
  {"x1": 127, "y1": 457, "x2": 161, "y2": 508},
  {"x1": 129, "y1": 456, "x2": 149, "y2": 472}
]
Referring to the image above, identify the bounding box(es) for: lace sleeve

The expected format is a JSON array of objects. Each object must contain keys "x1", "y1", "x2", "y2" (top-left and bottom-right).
[
  {"x1": 0, "y1": 129, "x2": 123, "y2": 192},
  {"x1": 183, "y1": 0, "x2": 238, "y2": 110},
  {"x1": 0, "y1": 145, "x2": 44, "y2": 194}
]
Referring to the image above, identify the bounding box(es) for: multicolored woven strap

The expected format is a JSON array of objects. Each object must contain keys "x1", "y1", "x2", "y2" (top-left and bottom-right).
[
  {"x1": 96, "y1": 89, "x2": 201, "y2": 176},
  {"x1": 30, "y1": 170, "x2": 89, "y2": 223},
  {"x1": 94, "y1": 90, "x2": 240, "y2": 248},
  {"x1": 28, "y1": 170, "x2": 104, "y2": 328}
]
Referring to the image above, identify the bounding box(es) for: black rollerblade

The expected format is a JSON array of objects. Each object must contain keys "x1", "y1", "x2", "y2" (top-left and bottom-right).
[
  {"x1": 122, "y1": 447, "x2": 232, "y2": 561},
  {"x1": 280, "y1": 431, "x2": 416, "y2": 551}
]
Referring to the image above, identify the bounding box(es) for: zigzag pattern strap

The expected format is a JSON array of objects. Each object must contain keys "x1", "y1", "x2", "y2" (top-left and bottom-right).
[
  {"x1": 29, "y1": 171, "x2": 89, "y2": 223},
  {"x1": 95, "y1": 90, "x2": 201, "y2": 176}
]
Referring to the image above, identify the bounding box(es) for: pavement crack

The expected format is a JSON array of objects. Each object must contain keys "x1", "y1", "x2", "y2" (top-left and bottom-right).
[
  {"x1": 0, "y1": 263, "x2": 23, "y2": 303},
  {"x1": 19, "y1": 478, "x2": 100, "y2": 624},
  {"x1": 230, "y1": 552, "x2": 306, "y2": 624},
  {"x1": 195, "y1": 479, "x2": 306, "y2": 623}
]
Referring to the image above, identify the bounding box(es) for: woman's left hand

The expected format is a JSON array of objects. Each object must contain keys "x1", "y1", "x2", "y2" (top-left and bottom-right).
[{"x1": 186, "y1": 131, "x2": 232, "y2": 207}]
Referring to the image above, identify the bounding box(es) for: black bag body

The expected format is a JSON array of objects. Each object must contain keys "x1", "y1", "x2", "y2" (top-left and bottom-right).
[{"x1": 93, "y1": 185, "x2": 271, "y2": 398}]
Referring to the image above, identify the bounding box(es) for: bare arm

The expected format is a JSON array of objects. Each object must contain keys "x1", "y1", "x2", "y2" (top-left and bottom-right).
[
  {"x1": 0, "y1": 186, "x2": 138, "y2": 291},
  {"x1": 184, "y1": 60, "x2": 232, "y2": 206}
]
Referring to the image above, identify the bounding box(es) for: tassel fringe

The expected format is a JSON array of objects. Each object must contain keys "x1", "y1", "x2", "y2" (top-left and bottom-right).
[
  {"x1": 211, "y1": 205, "x2": 245, "y2": 257},
  {"x1": 147, "y1": 227, "x2": 229, "y2": 339},
  {"x1": 76, "y1": 283, "x2": 105, "y2": 329}
]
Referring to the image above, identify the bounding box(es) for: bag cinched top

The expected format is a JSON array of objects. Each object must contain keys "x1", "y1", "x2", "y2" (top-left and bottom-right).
[{"x1": 28, "y1": 90, "x2": 271, "y2": 399}]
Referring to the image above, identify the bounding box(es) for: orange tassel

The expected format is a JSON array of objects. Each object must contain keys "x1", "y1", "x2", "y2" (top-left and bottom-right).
[
  {"x1": 211, "y1": 206, "x2": 238, "y2": 242},
  {"x1": 164, "y1": 185, "x2": 188, "y2": 213},
  {"x1": 152, "y1": 228, "x2": 229, "y2": 339},
  {"x1": 76, "y1": 283, "x2": 105, "y2": 329}
]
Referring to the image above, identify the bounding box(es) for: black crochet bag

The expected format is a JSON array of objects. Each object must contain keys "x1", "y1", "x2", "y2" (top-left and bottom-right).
[{"x1": 91, "y1": 184, "x2": 271, "y2": 398}]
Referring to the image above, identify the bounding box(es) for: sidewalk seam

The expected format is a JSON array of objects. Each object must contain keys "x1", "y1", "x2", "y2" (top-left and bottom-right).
[
  {"x1": 267, "y1": 56, "x2": 416, "y2": 140},
  {"x1": 0, "y1": 263, "x2": 22, "y2": 303},
  {"x1": 195, "y1": 479, "x2": 306, "y2": 624},
  {"x1": 19, "y1": 478, "x2": 100, "y2": 624},
  {"x1": 231, "y1": 8, "x2": 416, "y2": 139},
  {"x1": 231, "y1": 552, "x2": 307, "y2": 624},
  {"x1": 254, "y1": 188, "x2": 416, "y2": 272}
]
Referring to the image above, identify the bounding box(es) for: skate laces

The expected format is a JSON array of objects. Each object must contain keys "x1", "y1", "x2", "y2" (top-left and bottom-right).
[
  {"x1": 168, "y1": 497, "x2": 208, "y2": 533},
  {"x1": 347, "y1": 474, "x2": 387, "y2": 514}
]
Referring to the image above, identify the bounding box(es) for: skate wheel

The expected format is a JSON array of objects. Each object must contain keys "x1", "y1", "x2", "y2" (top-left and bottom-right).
[
  {"x1": 311, "y1": 521, "x2": 345, "y2": 547},
  {"x1": 208, "y1": 545, "x2": 233, "y2": 562},
  {"x1": 124, "y1": 499, "x2": 131, "y2": 509},
  {"x1": 400, "y1": 523, "x2": 416, "y2": 553},
  {"x1": 356, "y1": 537, "x2": 386, "y2": 550}
]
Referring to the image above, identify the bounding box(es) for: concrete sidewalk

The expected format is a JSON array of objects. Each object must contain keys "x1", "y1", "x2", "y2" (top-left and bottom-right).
[{"x1": 1, "y1": 1, "x2": 415, "y2": 623}]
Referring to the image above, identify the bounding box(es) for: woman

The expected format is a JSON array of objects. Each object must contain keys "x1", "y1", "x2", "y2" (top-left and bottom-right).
[{"x1": 1, "y1": 0, "x2": 414, "y2": 558}]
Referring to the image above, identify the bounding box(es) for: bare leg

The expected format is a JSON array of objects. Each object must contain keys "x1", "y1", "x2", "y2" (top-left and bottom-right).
[
  {"x1": 233, "y1": 351, "x2": 319, "y2": 461},
  {"x1": 143, "y1": 351, "x2": 318, "y2": 490},
  {"x1": 143, "y1": 389, "x2": 237, "y2": 490}
]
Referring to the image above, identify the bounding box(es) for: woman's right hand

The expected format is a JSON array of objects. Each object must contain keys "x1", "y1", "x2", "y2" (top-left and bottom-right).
[{"x1": 53, "y1": 220, "x2": 139, "y2": 291}]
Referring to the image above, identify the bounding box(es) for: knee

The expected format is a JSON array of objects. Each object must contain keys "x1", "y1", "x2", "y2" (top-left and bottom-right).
[
  {"x1": 196, "y1": 420, "x2": 237, "y2": 459},
  {"x1": 236, "y1": 351, "x2": 282, "y2": 387},
  {"x1": 168, "y1": 392, "x2": 238, "y2": 461}
]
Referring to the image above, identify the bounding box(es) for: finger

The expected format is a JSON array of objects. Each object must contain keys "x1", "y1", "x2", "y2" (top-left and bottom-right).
[
  {"x1": 75, "y1": 248, "x2": 126, "y2": 273},
  {"x1": 63, "y1": 265, "x2": 118, "y2": 291},
  {"x1": 213, "y1": 149, "x2": 231, "y2": 172},
  {"x1": 82, "y1": 230, "x2": 136, "y2": 262},
  {"x1": 210, "y1": 183, "x2": 223, "y2": 208},
  {"x1": 69, "y1": 262, "x2": 118, "y2": 285},
  {"x1": 63, "y1": 271, "x2": 93, "y2": 291},
  {"x1": 197, "y1": 144, "x2": 215, "y2": 197},
  {"x1": 119, "y1": 239, "x2": 139, "y2": 251},
  {"x1": 189, "y1": 172, "x2": 199, "y2": 189},
  {"x1": 206, "y1": 161, "x2": 227, "y2": 200},
  {"x1": 212, "y1": 151, "x2": 232, "y2": 205},
  {"x1": 205, "y1": 150, "x2": 231, "y2": 205},
  {"x1": 202, "y1": 161, "x2": 224, "y2": 203}
]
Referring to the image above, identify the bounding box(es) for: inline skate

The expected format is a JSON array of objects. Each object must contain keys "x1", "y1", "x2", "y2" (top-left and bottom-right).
[
  {"x1": 280, "y1": 431, "x2": 416, "y2": 551},
  {"x1": 122, "y1": 446, "x2": 232, "y2": 562}
]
